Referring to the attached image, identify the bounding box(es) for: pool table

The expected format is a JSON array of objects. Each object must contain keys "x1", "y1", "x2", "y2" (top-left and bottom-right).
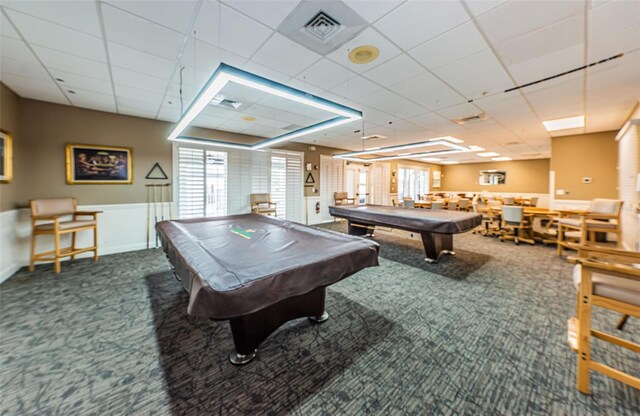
[
  {"x1": 156, "y1": 214, "x2": 379, "y2": 365},
  {"x1": 329, "y1": 205, "x2": 482, "y2": 262}
]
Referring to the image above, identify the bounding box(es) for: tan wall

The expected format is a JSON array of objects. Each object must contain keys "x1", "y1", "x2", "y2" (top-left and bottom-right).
[
  {"x1": 0, "y1": 84, "x2": 20, "y2": 211},
  {"x1": 441, "y1": 159, "x2": 550, "y2": 193},
  {"x1": 551, "y1": 131, "x2": 617, "y2": 200}
]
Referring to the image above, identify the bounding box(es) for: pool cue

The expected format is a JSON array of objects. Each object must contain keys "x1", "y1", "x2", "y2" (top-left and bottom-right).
[
  {"x1": 146, "y1": 186, "x2": 150, "y2": 249},
  {"x1": 153, "y1": 183, "x2": 158, "y2": 247},
  {"x1": 166, "y1": 183, "x2": 173, "y2": 220},
  {"x1": 160, "y1": 183, "x2": 165, "y2": 222}
]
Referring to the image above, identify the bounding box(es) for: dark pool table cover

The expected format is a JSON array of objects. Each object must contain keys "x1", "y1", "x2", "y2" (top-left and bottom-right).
[{"x1": 156, "y1": 214, "x2": 379, "y2": 319}]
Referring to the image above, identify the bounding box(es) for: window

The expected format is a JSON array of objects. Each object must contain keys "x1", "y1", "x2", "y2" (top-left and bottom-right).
[
  {"x1": 176, "y1": 144, "x2": 303, "y2": 222},
  {"x1": 398, "y1": 165, "x2": 429, "y2": 200}
]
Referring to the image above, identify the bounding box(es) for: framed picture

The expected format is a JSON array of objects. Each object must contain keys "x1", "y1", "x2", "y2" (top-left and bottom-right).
[
  {"x1": 306, "y1": 162, "x2": 313, "y2": 172},
  {"x1": 0, "y1": 131, "x2": 13, "y2": 183},
  {"x1": 432, "y1": 171, "x2": 441, "y2": 188},
  {"x1": 66, "y1": 144, "x2": 133, "y2": 184}
]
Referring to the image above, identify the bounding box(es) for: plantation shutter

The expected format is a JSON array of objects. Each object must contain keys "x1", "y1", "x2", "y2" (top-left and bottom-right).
[{"x1": 178, "y1": 147, "x2": 206, "y2": 218}]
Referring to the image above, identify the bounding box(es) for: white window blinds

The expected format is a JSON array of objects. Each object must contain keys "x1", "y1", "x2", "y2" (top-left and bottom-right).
[
  {"x1": 176, "y1": 143, "x2": 304, "y2": 223},
  {"x1": 320, "y1": 155, "x2": 344, "y2": 222},
  {"x1": 617, "y1": 121, "x2": 639, "y2": 250},
  {"x1": 398, "y1": 165, "x2": 429, "y2": 200},
  {"x1": 371, "y1": 163, "x2": 391, "y2": 205}
]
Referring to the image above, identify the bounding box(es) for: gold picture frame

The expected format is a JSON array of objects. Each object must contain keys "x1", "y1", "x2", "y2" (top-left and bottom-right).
[
  {"x1": 0, "y1": 131, "x2": 13, "y2": 183},
  {"x1": 65, "y1": 143, "x2": 133, "y2": 185}
]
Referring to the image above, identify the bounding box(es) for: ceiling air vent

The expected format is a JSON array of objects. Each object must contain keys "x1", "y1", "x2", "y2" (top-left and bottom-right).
[
  {"x1": 278, "y1": 1, "x2": 368, "y2": 55},
  {"x1": 451, "y1": 112, "x2": 488, "y2": 125},
  {"x1": 209, "y1": 94, "x2": 241, "y2": 109},
  {"x1": 304, "y1": 12, "x2": 342, "y2": 42}
]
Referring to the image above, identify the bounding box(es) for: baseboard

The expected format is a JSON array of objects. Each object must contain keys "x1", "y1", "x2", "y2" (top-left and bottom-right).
[{"x1": 0, "y1": 262, "x2": 21, "y2": 284}]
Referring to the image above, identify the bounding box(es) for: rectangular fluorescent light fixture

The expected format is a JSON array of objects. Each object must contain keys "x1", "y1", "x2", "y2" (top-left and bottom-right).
[
  {"x1": 477, "y1": 152, "x2": 499, "y2": 157},
  {"x1": 468, "y1": 145, "x2": 484, "y2": 151},
  {"x1": 431, "y1": 136, "x2": 464, "y2": 144},
  {"x1": 542, "y1": 115, "x2": 585, "y2": 131},
  {"x1": 361, "y1": 134, "x2": 387, "y2": 140},
  {"x1": 422, "y1": 158, "x2": 441, "y2": 162},
  {"x1": 492, "y1": 156, "x2": 512, "y2": 161},
  {"x1": 333, "y1": 137, "x2": 466, "y2": 158},
  {"x1": 167, "y1": 63, "x2": 362, "y2": 148},
  {"x1": 441, "y1": 161, "x2": 459, "y2": 164}
]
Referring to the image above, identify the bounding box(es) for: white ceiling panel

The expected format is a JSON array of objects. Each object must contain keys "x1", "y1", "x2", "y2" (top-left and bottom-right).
[
  {"x1": 361, "y1": 54, "x2": 424, "y2": 87},
  {"x1": 222, "y1": 0, "x2": 301, "y2": 29},
  {"x1": 407, "y1": 112, "x2": 457, "y2": 131},
  {"x1": 588, "y1": 25, "x2": 640, "y2": 60},
  {"x1": 359, "y1": 88, "x2": 425, "y2": 119},
  {"x1": 111, "y1": 67, "x2": 168, "y2": 95},
  {"x1": 476, "y1": 0, "x2": 584, "y2": 45},
  {"x1": 463, "y1": 0, "x2": 509, "y2": 17},
  {"x1": 0, "y1": 12, "x2": 20, "y2": 39},
  {"x1": 192, "y1": 0, "x2": 221, "y2": 47},
  {"x1": 219, "y1": 4, "x2": 273, "y2": 58},
  {"x1": 241, "y1": 60, "x2": 291, "y2": 84},
  {"x1": 107, "y1": 42, "x2": 175, "y2": 80},
  {"x1": 342, "y1": 0, "x2": 404, "y2": 24},
  {"x1": 4, "y1": 9, "x2": 106, "y2": 62},
  {"x1": 408, "y1": 22, "x2": 488, "y2": 71},
  {"x1": 0, "y1": 73, "x2": 67, "y2": 104},
  {"x1": 2, "y1": 0, "x2": 102, "y2": 36},
  {"x1": 180, "y1": 38, "x2": 247, "y2": 73},
  {"x1": 433, "y1": 49, "x2": 514, "y2": 99},
  {"x1": 47, "y1": 70, "x2": 113, "y2": 95},
  {"x1": 101, "y1": 4, "x2": 185, "y2": 61},
  {"x1": 0, "y1": 36, "x2": 39, "y2": 64},
  {"x1": 496, "y1": 14, "x2": 584, "y2": 68},
  {"x1": 1, "y1": 56, "x2": 50, "y2": 82},
  {"x1": 117, "y1": 96, "x2": 159, "y2": 115},
  {"x1": 390, "y1": 71, "x2": 466, "y2": 112},
  {"x1": 330, "y1": 75, "x2": 382, "y2": 101},
  {"x1": 295, "y1": 58, "x2": 351, "y2": 90},
  {"x1": 31, "y1": 45, "x2": 111, "y2": 81},
  {"x1": 374, "y1": 0, "x2": 469, "y2": 50},
  {"x1": 67, "y1": 89, "x2": 116, "y2": 113},
  {"x1": 435, "y1": 102, "x2": 483, "y2": 120},
  {"x1": 285, "y1": 78, "x2": 324, "y2": 96},
  {"x1": 114, "y1": 83, "x2": 164, "y2": 107},
  {"x1": 104, "y1": 0, "x2": 199, "y2": 33},
  {"x1": 506, "y1": 43, "x2": 584, "y2": 85},
  {"x1": 251, "y1": 32, "x2": 320, "y2": 76},
  {"x1": 589, "y1": 0, "x2": 640, "y2": 40},
  {"x1": 327, "y1": 27, "x2": 401, "y2": 74}
]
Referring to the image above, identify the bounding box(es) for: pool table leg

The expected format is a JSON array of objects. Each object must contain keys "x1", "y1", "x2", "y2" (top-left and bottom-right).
[
  {"x1": 228, "y1": 287, "x2": 327, "y2": 365},
  {"x1": 420, "y1": 232, "x2": 454, "y2": 263}
]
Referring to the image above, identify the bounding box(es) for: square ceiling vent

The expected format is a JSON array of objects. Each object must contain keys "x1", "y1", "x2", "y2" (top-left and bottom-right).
[{"x1": 278, "y1": 1, "x2": 368, "y2": 55}]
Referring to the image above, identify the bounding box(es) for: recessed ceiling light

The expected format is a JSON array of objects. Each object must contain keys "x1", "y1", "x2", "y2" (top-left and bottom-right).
[
  {"x1": 492, "y1": 156, "x2": 512, "y2": 161},
  {"x1": 348, "y1": 45, "x2": 379, "y2": 64},
  {"x1": 422, "y1": 158, "x2": 441, "y2": 162},
  {"x1": 542, "y1": 115, "x2": 585, "y2": 131},
  {"x1": 441, "y1": 161, "x2": 459, "y2": 164},
  {"x1": 477, "y1": 152, "x2": 500, "y2": 157},
  {"x1": 241, "y1": 115, "x2": 257, "y2": 122}
]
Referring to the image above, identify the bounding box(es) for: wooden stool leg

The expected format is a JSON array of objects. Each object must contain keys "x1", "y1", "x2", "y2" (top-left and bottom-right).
[
  {"x1": 93, "y1": 226, "x2": 99, "y2": 263},
  {"x1": 617, "y1": 314, "x2": 629, "y2": 331},
  {"x1": 54, "y1": 230, "x2": 61, "y2": 274},
  {"x1": 557, "y1": 224, "x2": 564, "y2": 256},
  {"x1": 71, "y1": 231, "x2": 77, "y2": 261},
  {"x1": 29, "y1": 233, "x2": 36, "y2": 272},
  {"x1": 577, "y1": 274, "x2": 592, "y2": 394}
]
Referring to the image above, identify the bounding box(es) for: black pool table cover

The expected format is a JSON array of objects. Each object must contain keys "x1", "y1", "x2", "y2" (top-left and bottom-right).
[
  {"x1": 156, "y1": 214, "x2": 379, "y2": 319},
  {"x1": 329, "y1": 204, "x2": 482, "y2": 234}
]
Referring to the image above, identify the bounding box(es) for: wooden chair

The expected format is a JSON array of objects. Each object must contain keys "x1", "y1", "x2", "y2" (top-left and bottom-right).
[
  {"x1": 250, "y1": 193, "x2": 277, "y2": 216},
  {"x1": 334, "y1": 191, "x2": 356, "y2": 206},
  {"x1": 499, "y1": 206, "x2": 534, "y2": 245},
  {"x1": 502, "y1": 196, "x2": 515, "y2": 205},
  {"x1": 557, "y1": 199, "x2": 623, "y2": 256},
  {"x1": 566, "y1": 244, "x2": 640, "y2": 394},
  {"x1": 457, "y1": 198, "x2": 470, "y2": 211},
  {"x1": 30, "y1": 198, "x2": 100, "y2": 274},
  {"x1": 447, "y1": 201, "x2": 458, "y2": 211},
  {"x1": 403, "y1": 199, "x2": 415, "y2": 208}
]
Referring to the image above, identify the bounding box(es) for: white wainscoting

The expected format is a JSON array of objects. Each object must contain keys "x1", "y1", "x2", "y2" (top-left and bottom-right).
[
  {"x1": 0, "y1": 202, "x2": 172, "y2": 284},
  {"x1": 304, "y1": 196, "x2": 326, "y2": 225},
  {"x1": 550, "y1": 199, "x2": 591, "y2": 211}
]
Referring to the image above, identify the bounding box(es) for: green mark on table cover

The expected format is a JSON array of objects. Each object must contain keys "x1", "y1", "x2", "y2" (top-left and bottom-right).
[{"x1": 230, "y1": 226, "x2": 254, "y2": 239}]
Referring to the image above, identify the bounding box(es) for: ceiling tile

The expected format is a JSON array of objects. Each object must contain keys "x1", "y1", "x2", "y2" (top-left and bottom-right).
[
  {"x1": 114, "y1": 83, "x2": 165, "y2": 106},
  {"x1": 0, "y1": 73, "x2": 67, "y2": 104},
  {"x1": 111, "y1": 67, "x2": 168, "y2": 95},
  {"x1": 31, "y1": 45, "x2": 110, "y2": 81},
  {"x1": 327, "y1": 27, "x2": 402, "y2": 74},
  {"x1": 192, "y1": 0, "x2": 221, "y2": 46},
  {"x1": 0, "y1": 56, "x2": 50, "y2": 82},
  {"x1": 374, "y1": 1, "x2": 470, "y2": 50},
  {"x1": 496, "y1": 14, "x2": 584, "y2": 69},
  {"x1": 0, "y1": 12, "x2": 20, "y2": 39},
  {"x1": 103, "y1": 0, "x2": 199, "y2": 33},
  {"x1": 222, "y1": 0, "x2": 301, "y2": 29},
  {"x1": 48, "y1": 69, "x2": 113, "y2": 95},
  {"x1": 241, "y1": 60, "x2": 291, "y2": 84},
  {"x1": 408, "y1": 22, "x2": 488, "y2": 70},
  {"x1": 180, "y1": 37, "x2": 247, "y2": 73},
  {"x1": 506, "y1": 43, "x2": 584, "y2": 85},
  {"x1": 295, "y1": 58, "x2": 352, "y2": 90},
  {"x1": 342, "y1": 0, "x2": 404, "y2": 24},
  {"x1": 285, "y1": 78, "x2": 325, "y2": 96},
  {"x1": 330, "y1": 75, "x2": 383, "y2": 102},
  {"x1": 68, "y1": 89, "x2": 117, "y2": 113},
  {"x1": 0, "y1": 35, "x2": 39, "y2": 64},
  {"x1": 390, "y1": 71, "x2": 466, "y2": 111},
  {"x1": 588, "y1": 25, "x2": 640, "y2": 60},
  {"x1": 436, "y1": 102, "x2": 483, "y2": 120},
  {"x1": 2, "y1": 0, "x2": 102, "y2": 36},
  {"x1": 219, "y1": 4, "x2": 273, "y2": 58},
  {"x1": 101, "y1": 4, "x2": 185, "y2": 61},
  {"x1": 589, "y1": 0, "x2": 640, "y2": 40},
  {"x1": 117, "y1": 97, "x2": 159, "y2": 117},
  {"x1": 108, "y1": 42, "x2": 175, "y2": 80},
  {"x1": 476, "y1": 0, "x2": 584, "y2": 45},
  {"x1": 361, "y1": 54, "x2": 424, "y2": 87},
  {"x1": 464, "y1": 0, "x2": 509, "y2": 17},
  {"x1": 251, "y1": 33, "x2": 320, "y2": 76},
  {"x1": 4, "y1": 9, "x2": 106, "y2": 62},
  {"x1": 359, "y1": 89, "x2": 425, "y2": 119}
]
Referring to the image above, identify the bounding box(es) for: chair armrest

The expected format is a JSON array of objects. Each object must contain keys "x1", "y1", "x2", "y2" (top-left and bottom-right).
[
  {"x1": 570, "y1": 256, "x2": 640, "y2": 281},
  {"x1": 567, "y1": 243, "x2": 640, "y2": 259},
  {"x1": 582, "y1": 213, "x2": 618, "y2": 220},
  {"x1": 74, "y1": 210, "x2": 102, "y2": 217}
]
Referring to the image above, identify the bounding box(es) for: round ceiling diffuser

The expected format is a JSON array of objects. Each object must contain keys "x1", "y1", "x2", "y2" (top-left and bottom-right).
[
  {"x1": 241, "y1": 115, "x2": 257, "y2": 122},
  {"x1": 348, "y1": 46, "x2": 379, "y2": 64}
]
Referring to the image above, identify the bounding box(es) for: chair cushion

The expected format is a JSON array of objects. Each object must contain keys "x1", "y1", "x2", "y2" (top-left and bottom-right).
[
  {"x1": 256, "y1": 208, "x2": 276, "y2": 213},
  {"x1": 35, "y1": 220, "x2": 96, "y2": 231},
  {"x1": 573, "y1": 264, "x2": 640, "y2": 306},
  {"x1": 31, "y1": 198, "x2": 75, "y2": 216},
  {"x1": 557, "y1": 218, "x2": 581, "y2": 227},
  {"x1": 590, "y1": 199, "x2": 621, "y2": 215},
  {"x1": 557, "y1": 218, "x2": 617, "y2": 229}
]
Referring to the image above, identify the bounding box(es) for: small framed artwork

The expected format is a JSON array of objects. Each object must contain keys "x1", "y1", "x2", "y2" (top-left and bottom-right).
[
  {"x1": 66, "y1": 143, "x2": 133, "y2": 184},
  {"x1": 0, "y1": 131, "x2": 13, "y2": 183},
  {"x1": 306, "y1": 162, "x2": 313, "y2": 171}
]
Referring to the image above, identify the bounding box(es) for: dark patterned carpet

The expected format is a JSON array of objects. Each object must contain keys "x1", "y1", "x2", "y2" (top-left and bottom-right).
[{"x1": 1, "y1": 222, "x2": 638, "y2": 415}]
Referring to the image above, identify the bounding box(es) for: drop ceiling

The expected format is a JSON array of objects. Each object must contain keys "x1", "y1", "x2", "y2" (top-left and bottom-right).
[{"x1": 1, "y1": 0, "x2": 639, "y2": 164}]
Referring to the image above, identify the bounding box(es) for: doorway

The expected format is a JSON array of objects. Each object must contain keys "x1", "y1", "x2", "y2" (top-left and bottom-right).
[{"x1": 346, "y1": 164, "x2": 371, "y2": 205}]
